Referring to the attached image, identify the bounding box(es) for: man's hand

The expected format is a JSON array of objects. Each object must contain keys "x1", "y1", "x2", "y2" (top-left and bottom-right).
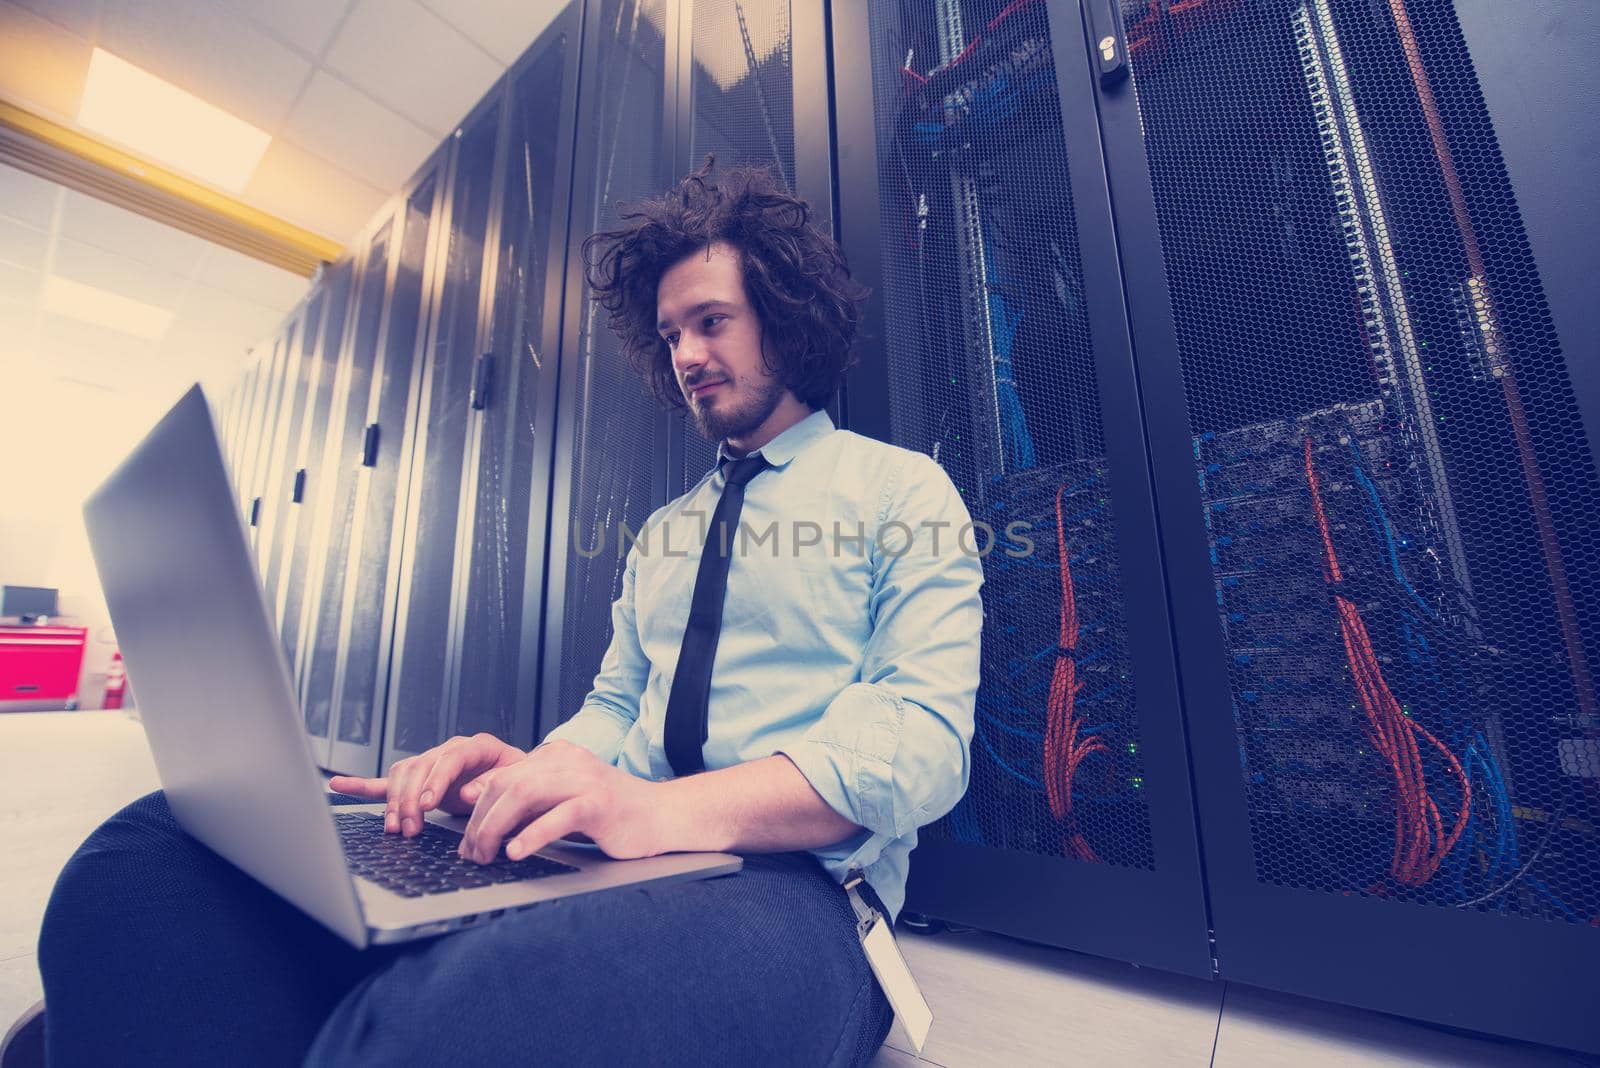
[
  {"x1": 457, "y1": 739, "x2": 669, "y2": 863},
  {"x1": 328, "y1": 732, "x2": 526, "y2": 837}
]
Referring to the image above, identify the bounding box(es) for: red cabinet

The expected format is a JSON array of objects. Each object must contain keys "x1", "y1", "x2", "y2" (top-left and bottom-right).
[{"x1": 0, "y1": 625, "x2": 88, "y2": 709}]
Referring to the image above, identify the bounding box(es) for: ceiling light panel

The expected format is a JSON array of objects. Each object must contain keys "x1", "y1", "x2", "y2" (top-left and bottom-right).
[
  {"x1": 40, "y1": 272, "x2": 175, "y2": 340},
  {"x1": 77, "y1": 47, "x2": 272, "y2": 192}
]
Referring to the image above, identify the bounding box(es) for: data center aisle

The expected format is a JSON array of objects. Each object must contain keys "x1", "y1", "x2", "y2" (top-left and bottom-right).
[{"x1": 0, "y1": 712, "x2": 1591, "y2": 1067}]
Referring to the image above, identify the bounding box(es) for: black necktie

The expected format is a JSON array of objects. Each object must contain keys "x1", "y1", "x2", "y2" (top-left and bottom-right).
[{"x1": 663, "y1": 453, "x2": 771, "y2": 776}]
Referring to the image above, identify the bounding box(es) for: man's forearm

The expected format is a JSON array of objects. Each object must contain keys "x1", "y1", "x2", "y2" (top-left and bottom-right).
[{"x1": 653, "y1": 754, "x2": 863, "y2": 854}]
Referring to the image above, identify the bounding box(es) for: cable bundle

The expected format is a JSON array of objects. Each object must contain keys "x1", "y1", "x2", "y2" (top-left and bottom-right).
[
  {"x1": 1303, "y1": 436, "x2": 1471, "y2": 887},
  {"x1": 1044, "y1": 480, "x2": 1107, "y2": 862}
]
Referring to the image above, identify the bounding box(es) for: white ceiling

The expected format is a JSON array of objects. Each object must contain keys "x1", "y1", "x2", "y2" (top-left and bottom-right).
[
  {"x1": 0, "y1": 0, "x2": 567, "y2": 242},
  {"x1": 0, "y1": 0, "x2": 567, "y2": 527}
]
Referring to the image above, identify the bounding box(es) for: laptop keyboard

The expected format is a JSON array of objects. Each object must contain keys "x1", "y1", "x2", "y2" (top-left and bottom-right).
[{"x1": 333, "y1": 812, "x2": 579, "y2": 898}]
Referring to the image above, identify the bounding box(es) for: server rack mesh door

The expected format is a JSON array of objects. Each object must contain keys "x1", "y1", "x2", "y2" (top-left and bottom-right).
[
  {"x1": 553, "y1": 0, "x2": 672, "y2": 724},
  {"x1": 677, "y1": 0, "x2": 797, "y2": 495},
  {"x1": 335, "y1": 175, "x2": 437, "y2": 754},
  {"x1": 865, "y1": 0, "x2": 1154, "y2": 869},
  {"x1": 303, "y1": 220, "x2": 393, "y2": 743},
  {"x1": 390, "y1": 111, "x2": 501, "y2": 757},
  {"x1": 280, "y1": 261, "x2": 353, "y2": 673},
  {"x1": 240, "y1": 336, "x2": 288, "y2": 545},
  {"x1": 261, "y1": 302, "x2": 320, "y2": 615},
  {"x1": 455, "y1": 37, "x2": 570, "y2": 741},
  {"x1": 1120, "y1": 0, "x2": 1599, "y2": 919}
]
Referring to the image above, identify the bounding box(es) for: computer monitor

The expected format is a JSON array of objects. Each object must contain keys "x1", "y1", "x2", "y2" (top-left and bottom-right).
[{"x1": 2, "y1": 585, "x2": 58, "y2": 619}]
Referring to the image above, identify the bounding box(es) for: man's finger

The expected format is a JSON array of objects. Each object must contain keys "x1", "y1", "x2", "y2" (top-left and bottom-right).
[
  {"x1": 505, "y1": 799, "x2": 586, "y2": 861},
  {"x1": 328, "y1": 775, "x2": 387, "y2": 798},
  {"x1": 414, "y1": 750, "x2": 465, "y2": 815},
  {"x1": 463, "y1": 777, "x2": 563, "y2": 864},
  {"x1": 391, "y1": 756, "x2": 439, "y2": 837}
]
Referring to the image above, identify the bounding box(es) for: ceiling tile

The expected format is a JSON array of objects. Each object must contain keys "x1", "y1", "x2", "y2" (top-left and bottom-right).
[
  {"x1": 36, "y1": 314, "x2": 160, "y2": 387},
  {"x1": 242, "y1": 136, "x2": 387, "y2": 245},
  {"x1": 0, "y1": 2, "x2": 93, "y2": 122},
  {"x1": 51, "y1": 237, "x2": 189, "y2": 312},
  {"x1": 178, "y1": 282, "x2": 284, "y2": 340},
  {"x1": 97, "y1": 0, "x2": 314, "y2": 133},
  {"x1": 0, "y1": 163, "x2": 60, "y2": 231},
  {"x1": 0, "y1": 163, "x2": 62, "y2": 231},
  {"x1": 57, "y1": 190, "x2": 216, "y2": 278},
  {"x1": 0, "y1": 261, "x2": 40, "y2": 308},
  {"x1": 160, "y1": 318, "x2": 256, "y2": 365},
  {"x1": 0, "y1": 292, "x2": 35, "y2": 338},
  {"x1": 213, "y1": 0, "x2": 351, "y2": 59},
  {"x1": 324, "y1": 0, "x2": 501, "y2": 138},
  {"x1": 279, "y1": 71, "x2": 435, "y2": 191},
  {"x1": 6, "y1": 0, "x2": 98, "y2": 41},
  {"x1": 0, "y1": 217, "x2": 51, "y2": 273},
  {"x1": 415, "y1": 0, "x2": 565, "y2": 67},
  {"x1": 194, "y1": 245, "x2": 310, "y2": 311}
]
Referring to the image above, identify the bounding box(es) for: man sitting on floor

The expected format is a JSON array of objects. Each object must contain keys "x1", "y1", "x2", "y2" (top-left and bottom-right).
[{"x1": 33, "y1": 163, "x2": 983, "y2": 1067}]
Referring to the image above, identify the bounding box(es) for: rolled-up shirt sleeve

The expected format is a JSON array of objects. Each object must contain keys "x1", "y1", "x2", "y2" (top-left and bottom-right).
[
  {"x1": 778, "y1": 452, "x2": 983, "y2": 842},
  {"x1": 543, "y1": 526, "x2": 651, "y2": 764}
]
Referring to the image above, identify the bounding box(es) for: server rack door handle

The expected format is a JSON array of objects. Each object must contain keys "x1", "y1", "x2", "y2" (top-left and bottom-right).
[
  {"x1": 292, "y1": 468, "x2": 307, "y2": 503},
  {"x1": 362, "y1": 423, "x2": 380, "y2": 467},
  {"x1": 470, "y1": 353, "x2": 495, "y2": 411},
  {"x1": 1088, "y1": 0, "x2": 1131, "y2": 89},
  {"x1": 249, "y1": 497, "x2": 262, "y2": 526}
]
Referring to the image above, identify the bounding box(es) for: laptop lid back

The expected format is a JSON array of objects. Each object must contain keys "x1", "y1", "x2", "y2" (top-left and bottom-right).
[{"x1": 82, "y1": 384, "x2": 367, "y2": 947}]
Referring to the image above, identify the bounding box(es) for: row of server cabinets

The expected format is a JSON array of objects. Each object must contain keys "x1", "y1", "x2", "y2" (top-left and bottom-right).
[{"x1": 215, "y1": 0, "x2": 1599, "y2": 1055}]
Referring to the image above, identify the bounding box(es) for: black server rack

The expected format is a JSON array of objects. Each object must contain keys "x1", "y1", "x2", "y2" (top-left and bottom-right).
[
  {"x1": 540, "y1": 0, "x2": 678, "y2": 736},
  {"x1": 667, "y1": 0, "x2": 830, "y2": 495},
  {"x1": 259, "y1": 294, "x2": 324, "y2": 617},
  {"x1": 830, "y1": 0, "x2": 1212, "y2": 976},
  {"x1": 382, "y1": 6, "x2": 581, "y2": 767},
  {"x1": 447, "y1": 22, "x2": 580, "y2": 752},
  {"x1": 385, "y1": 91, "x2": 509, "y2": 765},
  {"x1": 243, "y1": 330, "x2": 293, "y2": 551},
  {"x1": 322, "y1": 161, "x2": 442, "y2": 777},
  {"x1": 295, "y1": 199, "x2": 405, "y2": 769},
  {"x1": 279, "y1": 259, "x2": 355, "y2": 676},
  {"x1": 1084, "y1": 0, "x2": 1599, "y2": 1050},
  {"x1": 540, "y1": 0, "x2": 828, "y2": 737}
]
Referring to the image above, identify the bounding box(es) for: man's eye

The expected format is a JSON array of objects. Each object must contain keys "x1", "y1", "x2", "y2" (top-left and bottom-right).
[
  {"x1": 704, "y1": 315, "x2": 726, "y2": 329},
  {"x1": 663, "y1": 333, "x2": 679, "y2": 347}
]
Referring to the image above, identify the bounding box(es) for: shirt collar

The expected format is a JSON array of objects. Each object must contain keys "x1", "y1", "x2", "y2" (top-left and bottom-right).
[{"x1": 716, "y1": 407, "x2": 835, "y2": 470}]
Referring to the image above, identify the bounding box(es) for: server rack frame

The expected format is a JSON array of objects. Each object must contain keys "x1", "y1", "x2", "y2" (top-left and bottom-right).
[
  {"x1": 827, "y1": 0, "x2": 1214, "y2": 978},
  {"x1": 292, "y1": 184, "x2": 415, "y2": 769},
  {"x1": 537, "y1": 0, "x2": 676, "y2": 740},
  {"x1": 324, "y1": 148, "x2": 450, "y2": 777},
  {"x1": 379, "y1": 81, "x2": 508, "y2": 771},
  {"x1": 377, "y1": 1, "x2": 585, "y2": 768},
  {"x1": 1078, "y1": 0, "x2": 1600, "y2": 1052},
  {"x1": 280, "y1": 258, "x2": 357, "y2": 683},
  {"x1": 500, "y1": 7, "x2": 587, "y2": 759}
]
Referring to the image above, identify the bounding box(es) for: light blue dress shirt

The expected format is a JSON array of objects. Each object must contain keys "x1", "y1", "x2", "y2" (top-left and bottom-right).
[{"x1": 544, "y1": 408, "x2": 984, "y2": 920}]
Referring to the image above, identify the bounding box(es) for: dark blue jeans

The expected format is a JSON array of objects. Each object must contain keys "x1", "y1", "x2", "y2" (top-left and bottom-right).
[{"x1": 38, "y1": 792, "x2": 893, "y2": 1066}]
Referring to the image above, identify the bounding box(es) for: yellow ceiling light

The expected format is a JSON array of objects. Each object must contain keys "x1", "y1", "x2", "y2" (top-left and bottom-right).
[
  {"x1": 41, "y1": 273, "x2": 175, "y2": 340},
  {"x1": 77, "y1": 48, "x2": 271, "y2": 193}
]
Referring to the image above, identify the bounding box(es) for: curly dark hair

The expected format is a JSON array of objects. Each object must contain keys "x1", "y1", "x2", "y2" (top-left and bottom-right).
[{"x1": 582, "y1": 160, "x2": 868, "y2": 412}]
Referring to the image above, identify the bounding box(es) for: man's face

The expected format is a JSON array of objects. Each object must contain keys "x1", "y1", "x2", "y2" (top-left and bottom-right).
[{"x1": 656, "y1": 242, "x2": 788, "y2": 444}]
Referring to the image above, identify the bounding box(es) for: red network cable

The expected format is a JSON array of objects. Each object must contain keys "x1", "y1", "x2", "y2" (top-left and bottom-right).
[
  {"x1": 1043, "y1": 480, "x2": 1107, "y2": 863},
  {"x1": 1304, "y1": 436, "x2": 1471, "y2": 888},
  {"x1": 900, "y1": 0, "x2": 1041, "y2": 87}
]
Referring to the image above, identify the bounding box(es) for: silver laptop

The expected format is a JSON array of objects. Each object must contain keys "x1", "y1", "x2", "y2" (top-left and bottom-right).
[{"x1": 82, "y1": 384, "x2": 741, "y2": 947}]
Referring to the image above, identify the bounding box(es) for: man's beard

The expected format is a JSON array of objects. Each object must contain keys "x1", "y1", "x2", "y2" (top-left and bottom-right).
[{"x1": 690, "y1": 375, "x2": 785, "y2": 444}]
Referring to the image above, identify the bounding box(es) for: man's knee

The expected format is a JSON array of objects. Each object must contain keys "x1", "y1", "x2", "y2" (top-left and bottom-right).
[{"x1": 40, "y1": 791, "x2": 186, "y2": 960}]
